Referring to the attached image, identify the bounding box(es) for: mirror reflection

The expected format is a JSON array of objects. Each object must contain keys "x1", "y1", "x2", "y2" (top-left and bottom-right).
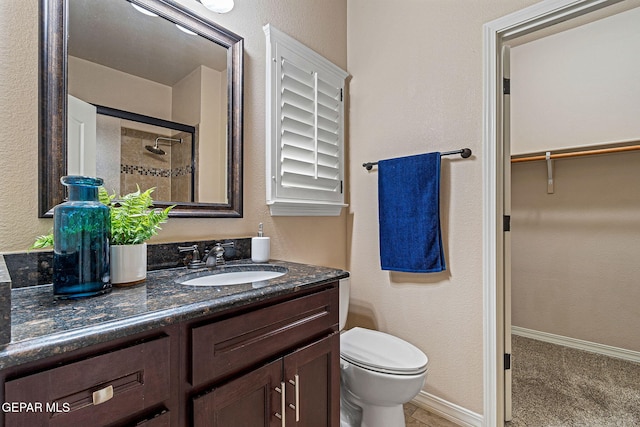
[
  {"x1": 39, "y1": 0, "x2": 243, "y2": 218},
  {"x1": 68, "y1": 0, "x2": 228, "y2": 204}
]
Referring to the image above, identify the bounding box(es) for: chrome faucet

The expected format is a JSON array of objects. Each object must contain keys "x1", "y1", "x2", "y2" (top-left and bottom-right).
[
  {"x1": 178, "y1": 245, "x2": 205, "y2": 269},
  {"x1": 179, "y1": 242, "x2": 235, "y2": 268},
  {"x1": 203, "y1": 241, "x2": 235, "y2": 266}
]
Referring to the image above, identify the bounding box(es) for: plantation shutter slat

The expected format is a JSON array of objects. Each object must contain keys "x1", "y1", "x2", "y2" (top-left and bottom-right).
[{"x1": 276, "y1": 44, "x2": 344, "y2": 198}]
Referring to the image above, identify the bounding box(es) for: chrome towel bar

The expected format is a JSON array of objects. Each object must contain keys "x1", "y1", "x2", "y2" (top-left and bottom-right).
[{"x1": 362, "y1": 148, "x2": 472, "y2": 170}]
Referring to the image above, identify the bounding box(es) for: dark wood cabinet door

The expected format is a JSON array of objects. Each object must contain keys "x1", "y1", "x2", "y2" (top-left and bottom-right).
[
  {"x1": 192, "y1": 359, "x2": 283, "y2": 427},
  {"x1": 283, "y1": 333, "x2": 340, "y2": 427}
]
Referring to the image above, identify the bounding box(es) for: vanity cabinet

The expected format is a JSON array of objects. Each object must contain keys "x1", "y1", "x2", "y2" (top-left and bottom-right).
[
  {"x1": 192, "y1": 333, "x2": 339, "y2": 427},
  {"x1": 0, "y1": 281, "x2": 340, "y2": 427},
  {"x1": 190, "y1": 285, "x2": 340, "y2": 426}
]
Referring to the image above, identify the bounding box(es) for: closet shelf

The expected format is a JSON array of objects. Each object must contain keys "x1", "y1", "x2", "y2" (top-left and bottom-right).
[{"x1": 511, "y1": 142, "x2": 640, "y2": 163}]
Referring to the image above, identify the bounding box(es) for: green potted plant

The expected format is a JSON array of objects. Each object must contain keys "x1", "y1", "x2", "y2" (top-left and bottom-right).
[
  {"x1": 102, "y1": 187, "x2": 173, "y2": 286},
  {"x1": 33, "y1": 186, "x2": 173, "y2": 286}
]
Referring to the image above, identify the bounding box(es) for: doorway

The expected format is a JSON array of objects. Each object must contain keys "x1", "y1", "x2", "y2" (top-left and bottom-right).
[
  {"x1": 507, "y1": 5, "x2": 640, "y2": 424},
  {"x1": 482, "y1": 0, "x2": 640, "y2": 425}
]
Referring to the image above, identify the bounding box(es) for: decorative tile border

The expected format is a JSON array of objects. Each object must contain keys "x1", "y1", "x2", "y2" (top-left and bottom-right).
[
  {"x1": 121, "y1": 164, "x2": 193, "y2": 178},
  {"x1": 171, "y1": 165, "x2": 193, "y2": 177}
]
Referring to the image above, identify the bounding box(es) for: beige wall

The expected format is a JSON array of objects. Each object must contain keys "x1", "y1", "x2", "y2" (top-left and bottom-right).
[
  {"x1": 172, "y1": 66, "x2": 202, "y2": 126},
  {"x1": 0, "y1": 0, "x2": 347, "y2": 271},
  {"x1": 510, "y1": 7, "x2": 640, "y2": 155},
  {"x1": 197, "y1": 66, "x2": 225, "y2": 203},
  {"x1": 172, "y1": 66, "x2": 210, "y2": 202},
  {"x1": 347, "y1": 0, "x2": 538, "y2": 414},
  {"x1": 172, "y1": 65, "x2": 227, "y2": 203},
  {"x1": 511, "y1": 153, "x2": 640, "y2": 351},
  {"x1": 68, "y1": 56, "x2": 173, "y2": 120}
]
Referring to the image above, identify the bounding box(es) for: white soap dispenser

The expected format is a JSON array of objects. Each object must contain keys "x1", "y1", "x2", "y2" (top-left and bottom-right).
[{"x1": 251, "y1": 223, "x2": 270, "y2": 263}]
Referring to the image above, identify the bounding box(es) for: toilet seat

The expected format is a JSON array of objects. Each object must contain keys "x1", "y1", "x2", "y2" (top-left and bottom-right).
[{"x1": 340, "y1": 327, "x2": 428, "y2": 375}]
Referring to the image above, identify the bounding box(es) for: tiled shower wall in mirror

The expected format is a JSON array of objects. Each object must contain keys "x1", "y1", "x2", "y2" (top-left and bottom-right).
[{"x1": 95, "y1": 115, "x2": 193, "y2": 202}]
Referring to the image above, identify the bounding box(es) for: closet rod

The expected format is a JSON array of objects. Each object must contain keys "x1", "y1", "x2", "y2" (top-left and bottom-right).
[{"x1": 511, "y1": 144, "x2": 640, "y2": 163}]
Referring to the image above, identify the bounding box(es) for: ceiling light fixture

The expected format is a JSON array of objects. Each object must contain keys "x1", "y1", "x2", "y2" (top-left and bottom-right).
[
  {"x1": 131, "y1": 3, "x2": 159, "y2": 17},
  {"x1": 200, "y1": 0, "x2": 234, "y2": 14}
]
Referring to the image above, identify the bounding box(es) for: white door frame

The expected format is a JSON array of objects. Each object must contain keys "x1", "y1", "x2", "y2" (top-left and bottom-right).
[{"x1": 481, "y1": 0, "x2": 623, "y2": 425}]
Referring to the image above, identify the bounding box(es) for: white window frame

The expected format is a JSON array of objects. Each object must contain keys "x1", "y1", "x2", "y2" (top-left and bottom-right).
[{"x1": 264, "y1": 24, "x2": 349, "y2": 216}]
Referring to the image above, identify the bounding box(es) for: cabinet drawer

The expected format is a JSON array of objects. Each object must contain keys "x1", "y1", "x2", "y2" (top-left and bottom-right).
[
  {"x1": 191, "y1": 286, "x2": 338, "y2": 386},
  {"x1": 4, "y1": 336, "x2": 170, "y2": 427}
]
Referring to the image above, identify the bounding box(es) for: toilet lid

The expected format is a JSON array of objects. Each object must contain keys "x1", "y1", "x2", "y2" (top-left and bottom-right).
[{"x1": 340, "y1": 327, "x2": 428, "y2": 375}]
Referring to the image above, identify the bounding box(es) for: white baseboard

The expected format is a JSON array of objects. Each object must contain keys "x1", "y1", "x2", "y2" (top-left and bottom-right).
[
  {"x1": 412, "y1": 391, "x2": 483, "y2": 427},
  {"x1": 511, "y1": 326, "x2": 640, "y2": 364}
]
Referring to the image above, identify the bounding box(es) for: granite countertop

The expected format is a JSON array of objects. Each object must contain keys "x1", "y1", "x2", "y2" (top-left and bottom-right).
[{"x1": 0, "y1": 259, "x2": 349, "y2": 370}]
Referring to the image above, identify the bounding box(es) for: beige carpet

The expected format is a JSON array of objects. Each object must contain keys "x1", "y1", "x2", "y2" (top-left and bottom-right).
[{"x1": 508, "y1": 335, "x2": 640, "y2": 426}]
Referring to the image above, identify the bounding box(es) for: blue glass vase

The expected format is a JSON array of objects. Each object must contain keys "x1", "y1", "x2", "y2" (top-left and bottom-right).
[{"x1": 53, "y1": 176, "x2": 111, "y2": 299}]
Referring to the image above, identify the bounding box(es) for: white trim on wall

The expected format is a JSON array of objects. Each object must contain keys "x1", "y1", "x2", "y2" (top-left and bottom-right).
[
  {"x1": 482, "y1": 0, "x2": 624, "y2": 425},
  {"x1": 512, "y1": 327, "x2": 640, "y2": 364},
  {"x1": 413, "y1": 391, "x2": 483, "y2": 427}
]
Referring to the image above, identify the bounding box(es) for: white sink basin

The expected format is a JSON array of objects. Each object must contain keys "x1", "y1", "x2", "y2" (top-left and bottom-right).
[{"x1": 178, "y1": 266, "x2": 287, "y2": 287}]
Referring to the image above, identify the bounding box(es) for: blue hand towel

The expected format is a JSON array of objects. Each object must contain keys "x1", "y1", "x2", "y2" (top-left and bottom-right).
[{"x1": 378, "y1": 152, "x2": 446, "y2": 273}]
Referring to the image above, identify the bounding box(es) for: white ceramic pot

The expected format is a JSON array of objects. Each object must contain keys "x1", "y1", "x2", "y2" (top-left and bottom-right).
[{"x1": 110, "y1": 243, "x2": 147, "y2": 286}]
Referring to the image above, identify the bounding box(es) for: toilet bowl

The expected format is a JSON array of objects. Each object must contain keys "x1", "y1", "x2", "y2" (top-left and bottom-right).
[{"x1": 338, "y1": 279, "x2": 429, "y2": 427}]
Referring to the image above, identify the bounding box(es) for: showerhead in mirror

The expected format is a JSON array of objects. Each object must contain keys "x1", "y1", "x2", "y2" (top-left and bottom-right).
[
  {"x1": 145, "y1": 144, "x2": 166, "y2": 155},
  {"x1": 144, "y1": 136, "x2": 182, "y2": 155}
]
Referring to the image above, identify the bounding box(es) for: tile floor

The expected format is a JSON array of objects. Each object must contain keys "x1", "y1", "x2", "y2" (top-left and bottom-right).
[{"x1": 404, "y1": 402, "x2": 460, "y2": 427}]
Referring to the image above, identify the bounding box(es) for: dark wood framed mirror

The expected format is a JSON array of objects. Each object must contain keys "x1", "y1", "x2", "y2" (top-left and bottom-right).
[{"x1": 39, "y1": 0, "x2": 243, "y2": 218}]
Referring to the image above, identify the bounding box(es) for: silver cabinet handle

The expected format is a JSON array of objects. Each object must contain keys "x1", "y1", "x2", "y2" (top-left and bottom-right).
[
  {"x1": 92, "y1": 385, "x2": 113, "y2": 405},
  {"x1": 288, "y1": 374, "x2": 300, "y2": 422},
  {"x1": 274, "y1": 382, "x2": 286, "y2": 427}
]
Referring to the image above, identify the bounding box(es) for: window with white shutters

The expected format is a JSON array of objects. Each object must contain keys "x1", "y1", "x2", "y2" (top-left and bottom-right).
[{"x1": 264, "y1": 25, "x2": 348, "y2": 216}]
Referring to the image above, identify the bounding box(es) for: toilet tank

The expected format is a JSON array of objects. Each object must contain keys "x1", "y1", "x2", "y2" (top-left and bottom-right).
[{"x1": 339, "y1": 277, "x2": 350, "y2": 331}]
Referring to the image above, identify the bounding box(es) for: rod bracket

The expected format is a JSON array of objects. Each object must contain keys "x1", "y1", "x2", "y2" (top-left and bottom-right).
[{"x1": 546, "y1": 151, "x2": 554, "y2": 194}]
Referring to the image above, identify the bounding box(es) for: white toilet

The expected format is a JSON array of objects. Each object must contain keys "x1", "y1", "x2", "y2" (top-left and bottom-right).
[{"x1": 339, "y1": 278, "x2": 429, "y2": 427}]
